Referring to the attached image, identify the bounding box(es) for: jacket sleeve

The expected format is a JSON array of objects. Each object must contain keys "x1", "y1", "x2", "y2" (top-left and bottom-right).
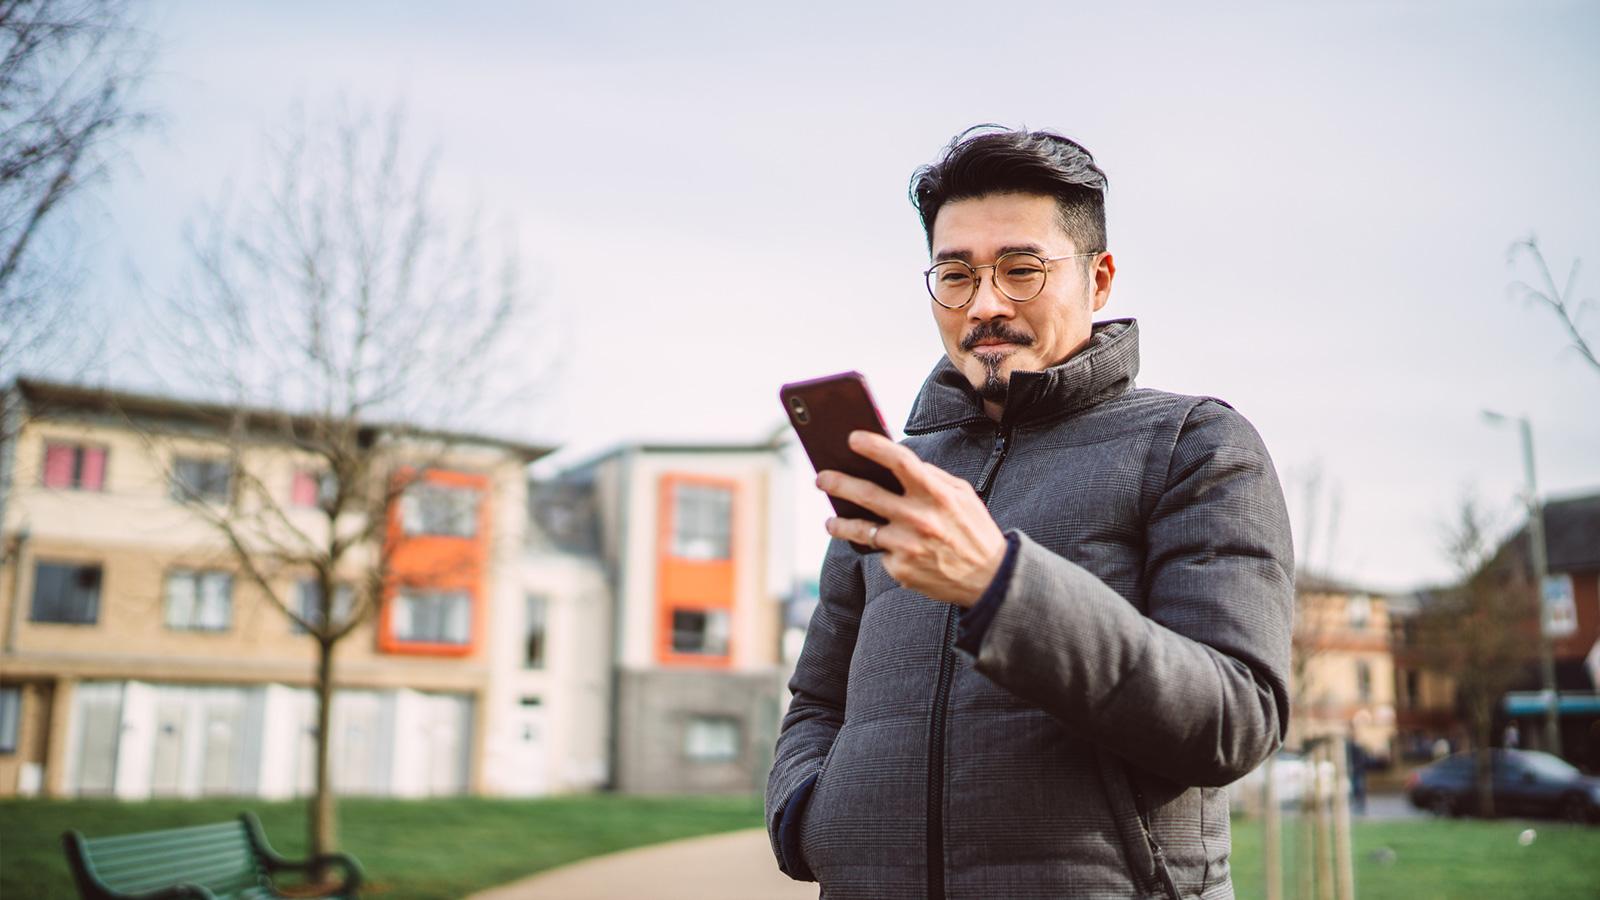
[
  {"x1": 966, "y1": 399, "x2": 1294, "y2": 787},
  {"x1": 764, "y1": 536, "x2": 865, "y2": 879}
]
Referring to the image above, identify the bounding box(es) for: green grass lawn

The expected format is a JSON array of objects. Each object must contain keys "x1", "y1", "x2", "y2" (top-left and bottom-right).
[
  {"x1": 1, "y1": 793, "x2": 764, "y2": 899},
  {"x1": 1228, "y1": 812, "x2": 1600, "y2": 899},
  {"x1": 6, "y1": 795, "x2": 1600, "y2": 899}
]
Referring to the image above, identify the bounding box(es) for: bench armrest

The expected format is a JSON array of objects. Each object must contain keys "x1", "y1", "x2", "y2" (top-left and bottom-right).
[
  {"x1": 239, "y1": 814, "x2": 364, "y2": 895},
  {"x1": 262, "y1": 852, "x2": 365, "y2": 894}
]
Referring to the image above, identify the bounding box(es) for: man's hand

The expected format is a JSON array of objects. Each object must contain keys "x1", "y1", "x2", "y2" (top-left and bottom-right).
[{"x1": 817, "y1": 430, "x2": 1007, "y2": 608}]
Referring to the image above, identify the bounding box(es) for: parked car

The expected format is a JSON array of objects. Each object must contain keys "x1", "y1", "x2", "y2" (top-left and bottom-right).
[{"x1": 1406, "y1": 749, "x2": 1600, "y2": 824}]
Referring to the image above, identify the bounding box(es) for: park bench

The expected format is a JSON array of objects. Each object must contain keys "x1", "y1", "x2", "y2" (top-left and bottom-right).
[{"x1": 61, "y1": 812, "x2": 363, "y2": 899}]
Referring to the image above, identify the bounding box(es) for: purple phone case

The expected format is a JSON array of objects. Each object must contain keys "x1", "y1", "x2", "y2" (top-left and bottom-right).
[{"x1": 780, "y1": 371, "x2": 904, "y2": 553}]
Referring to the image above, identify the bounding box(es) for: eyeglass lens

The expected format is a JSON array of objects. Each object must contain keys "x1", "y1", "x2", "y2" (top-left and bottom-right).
[{"x1": 925, "y1": 252, "x2": 1050, "y2": 308}]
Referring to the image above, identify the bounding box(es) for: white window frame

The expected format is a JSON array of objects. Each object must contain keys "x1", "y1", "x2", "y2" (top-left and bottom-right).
[
  {"x1": 670, "y1": 607, "x2": 730, "y2": 656},
  {"x1": 164, "y1": 570, "x2": 234, "y2": 632},
  {"x1": 393, "y1": 590, "x2": 472, "y2": 644},
  {"x1": 684, "y1": 716, "x2": 740, "y2": 763},
  {"x1": 671, "y1": 483, "x2": 732, "y2": 560},
  {"x1": 400, "y1": 482, "x2": 480, "y2": 537},
  {"x1": 294, "y1": 578, "x2": 355, "y2": 634}
]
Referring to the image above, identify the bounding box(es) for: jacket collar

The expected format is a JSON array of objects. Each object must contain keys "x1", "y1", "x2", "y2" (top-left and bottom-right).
[{"x1": 903, "y1": 318, "x2": 1140, "y2": 434}]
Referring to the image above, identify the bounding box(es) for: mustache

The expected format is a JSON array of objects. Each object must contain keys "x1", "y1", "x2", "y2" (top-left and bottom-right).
[{"x1": 961, "y1": 321, "x2": 1034, "y2": 352}]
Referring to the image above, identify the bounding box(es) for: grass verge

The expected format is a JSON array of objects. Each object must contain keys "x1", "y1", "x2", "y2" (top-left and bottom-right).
[
  {"x1": 1228, "y1": 812, "x2": 1600, "y2": 899},
  {"x1": 1, "y1": 793, "x2": 764, "y2": 899}
]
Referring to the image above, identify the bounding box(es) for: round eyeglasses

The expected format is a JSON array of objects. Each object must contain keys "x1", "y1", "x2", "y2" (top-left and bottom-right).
[{"x1": 923, "y1": 251, "x2": 1099, "y2": 309}]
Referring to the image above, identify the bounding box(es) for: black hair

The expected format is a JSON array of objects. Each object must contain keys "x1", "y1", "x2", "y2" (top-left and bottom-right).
[{"x1": 909, "y1": 125, "x2": 1108, "y2": 254}]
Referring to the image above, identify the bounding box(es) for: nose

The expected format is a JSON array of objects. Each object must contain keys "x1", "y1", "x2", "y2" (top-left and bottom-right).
[{"x1": 967, "y1": 269, "x2": 1015, "y2": 321}]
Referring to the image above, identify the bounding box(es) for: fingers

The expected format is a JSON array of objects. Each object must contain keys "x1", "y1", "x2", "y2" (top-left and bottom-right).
[
  {"x1": 815, "y1": 468, "x2": 912, "y2": 520},
  {"x1": 825, "y1": 516, "x2": 902, "y2": 551},
  {"x1": 847, "y1": 431, "x2": 929, "y2": 489}
]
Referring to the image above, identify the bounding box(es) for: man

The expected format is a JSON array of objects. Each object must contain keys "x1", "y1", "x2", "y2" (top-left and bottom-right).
[{"x1": 765, "y1": 127, "x2": 1294, "y2": 900}]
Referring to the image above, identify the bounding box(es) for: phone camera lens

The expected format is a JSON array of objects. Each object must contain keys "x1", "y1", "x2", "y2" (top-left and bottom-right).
[{"x1": 789, "y1": 397, "x2": 810, "y2": 425}]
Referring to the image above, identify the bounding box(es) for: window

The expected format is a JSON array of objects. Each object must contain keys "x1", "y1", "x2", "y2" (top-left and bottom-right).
[
  {"x1": 0, "y1": 687, "x2": 19, "y2": 754},
  {"x1": 524, "y1": 594, "x2": 547, "y2": 669},
  {"x1": 171, "y1": 457, "x2": 232, "y2": 503},
  {"x1": 401, "y1": 482, "x2": 479, "y2": 537},
  {"x1": 164, "y1": 570, "x2": 233, "y2": 631},
  {"x1": 41, "y1": 442, "x2": 107, "y2": 491},
  {"x1": 1355, "y1": 660, "x2": 1372, "y2": 703},
  {"x1": 671, "y1": 483, "x2": 732, "y2": 560},
  {"x1": 684, "y1": 716, "x2": 740, "y2": 763},
  {"x1": 671, "y1": 608, "x2": 730, "y2": 656},
  {"x1": 393, "y1": 590, "x2": 471, "y2": 644},
  {"x1": 291, "y1": 469, "x2": 338, "y2": 509},
  {"x1": 1404, "y1": 670, "x2": 1420, "y2": 709},
  {"x1": 29, "y1": 562, "x2": 101, "y2": 624},
  {"x1": 1347, "y1": 594, "x2": 1371, "y2": 630},
  {"x1": 294, "y1": 578, "x2": 354, "y2": 634}
]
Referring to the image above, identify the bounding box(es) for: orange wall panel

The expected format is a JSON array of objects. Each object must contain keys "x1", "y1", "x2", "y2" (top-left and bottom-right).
[
  {"x1": 655, "y1": 473, "x2": 739, "y2": 668},
  {"x1": 378, "y1": 468, "x2": 491, "y2": 657}
]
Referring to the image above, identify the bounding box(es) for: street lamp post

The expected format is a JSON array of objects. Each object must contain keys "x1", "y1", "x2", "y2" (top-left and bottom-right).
[{"x1": 1482, "y1": 410, "x2": 1562, "y2": 757}]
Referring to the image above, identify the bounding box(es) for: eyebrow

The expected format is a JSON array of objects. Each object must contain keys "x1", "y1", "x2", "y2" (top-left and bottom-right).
[{"x1": 932, "y1": 243, "x2": 1049, "y2": 263}]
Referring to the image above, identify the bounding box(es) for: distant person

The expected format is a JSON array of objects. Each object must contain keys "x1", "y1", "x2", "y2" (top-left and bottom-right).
[
  {"x1": 765, "y1": 126, "x2": 1295, "y2": 899},
  {"x1": 1504, "y1": 721, "x2": 1520, "y2": 749},
  {"x1": 1347, "y1": 737, "x2": 1368, "y2": 815}
]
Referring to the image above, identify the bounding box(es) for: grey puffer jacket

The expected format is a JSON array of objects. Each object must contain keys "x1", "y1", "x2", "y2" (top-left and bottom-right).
[{"x1": 766, "y1": 318, "x2": 1294, "y2": 900}]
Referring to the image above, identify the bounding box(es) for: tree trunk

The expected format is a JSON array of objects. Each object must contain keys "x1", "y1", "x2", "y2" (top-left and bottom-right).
[
  {"x1": 1472, "y1": 704, "x2": 1495, "y2": 818},
  {"x1": 311, "y1": 636, "x2": 338, "y2": 881}
]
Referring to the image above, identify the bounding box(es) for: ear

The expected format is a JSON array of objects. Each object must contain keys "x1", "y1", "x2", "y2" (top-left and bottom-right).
[{"x1": 1090, "y1": 252, "x2": 1116, "y2": 312}]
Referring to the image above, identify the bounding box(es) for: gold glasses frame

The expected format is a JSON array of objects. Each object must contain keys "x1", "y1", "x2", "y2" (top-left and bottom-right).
[{"x1": 922, "y1": 251, "x2": 1100, "y2": 310}]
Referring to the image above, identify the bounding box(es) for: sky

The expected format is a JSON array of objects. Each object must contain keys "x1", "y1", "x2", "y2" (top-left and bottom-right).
[{"x1": 63, "y1": 0, "x2": 1600, "y2": 592}]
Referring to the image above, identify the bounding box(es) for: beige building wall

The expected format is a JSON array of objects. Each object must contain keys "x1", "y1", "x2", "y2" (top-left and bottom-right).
[
  {"x1": 2, "y1": 406, "x2": 535, "y2": 798},
  {"x1": 1289, "y1": 590, "x2": 1399, "y2": 758}
]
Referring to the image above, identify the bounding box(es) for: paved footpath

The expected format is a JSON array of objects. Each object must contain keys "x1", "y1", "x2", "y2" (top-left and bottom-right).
[{"x1": 466, "y1": 828, "x2": 818, "y2": 900}]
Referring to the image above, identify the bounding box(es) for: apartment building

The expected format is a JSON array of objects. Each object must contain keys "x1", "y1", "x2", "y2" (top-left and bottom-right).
[
  {"x1": 1288, "y1": 574, "x2": 1399, "y2": 762},
  {"x1": 0, "y1": 379, "x2": 545, "y2": 799},
  {"x1": 543, "y1": 443, "x2": 789, "y2": 794}
]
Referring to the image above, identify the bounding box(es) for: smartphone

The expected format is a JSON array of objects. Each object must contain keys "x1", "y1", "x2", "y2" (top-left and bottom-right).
[{"x1": 780, "y1": 371, "x2": 904, "y2": 553}]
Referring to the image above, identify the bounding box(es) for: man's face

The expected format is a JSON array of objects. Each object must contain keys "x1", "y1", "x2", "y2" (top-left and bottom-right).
[{"x1": 928, "y1": 192, "x2": 1115, "y2": 411}]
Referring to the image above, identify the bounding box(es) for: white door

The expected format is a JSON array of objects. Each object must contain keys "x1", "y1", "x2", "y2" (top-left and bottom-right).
[
  {"x1": 200, "y1": 688, "x2": 246, "y2": 795},
  {"x1": 421, "y1": 694, "x2": 471, "y2": 796},
  {"x1": 71, "y1": 683, "x2": 124, "y2": 796},
  {"x1": 149, "y1": 692, "x2": 188, "y2": 795},
  {"x1": 503, "y1": 698, "x2": 548, "y2": 796}
]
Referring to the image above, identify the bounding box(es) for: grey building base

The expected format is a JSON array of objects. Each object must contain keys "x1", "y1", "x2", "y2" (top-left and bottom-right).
[{"x1": 614, "y1": 667, "x2": 782, "y2": 794}]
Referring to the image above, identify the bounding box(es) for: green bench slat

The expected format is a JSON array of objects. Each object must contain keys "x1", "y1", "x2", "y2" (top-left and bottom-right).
[
  {"x1": 103, "y1": 858, "x2": 257, "y2": 883},
  {"x1": 67, "y1": 815, "x2": 361, "y2": 899},
  {"x1": 96, "y1": 849, "x2": 258, "y2": 886},
  {"x1": 89, "y1": 833, "x2": 251, "y2": 862},
  {"x1": 87, "y1": 822, "x2": 241, "y2": 848}
]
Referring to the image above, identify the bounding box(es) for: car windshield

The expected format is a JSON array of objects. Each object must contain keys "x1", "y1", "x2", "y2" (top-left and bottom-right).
[{"x1": 1513, "y1": 752, "x2": 1579, "y2": 780}]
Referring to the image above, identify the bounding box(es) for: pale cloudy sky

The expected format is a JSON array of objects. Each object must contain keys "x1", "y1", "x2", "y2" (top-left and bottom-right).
[{"x1": 71, "y1": 0, "x2": 1600, "y2": 591}]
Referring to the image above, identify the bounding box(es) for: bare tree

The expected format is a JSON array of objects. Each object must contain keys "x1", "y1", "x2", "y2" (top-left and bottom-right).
[
  {"x1": 0, "y1": 0, "x2": 150, "y2": 385},
  {"x1": 1411, "y1": 492, "x2": 1538, "y2": 817},
  {"x1": 136, "y1": 101, "x2": 546, "y2": 876},
  {"x1": 1509, "y1": 236, "x2": 1597, "y2": 378},
  {"x1": 1286, "y1": 461, "x2": 1345, "y2": 737}
]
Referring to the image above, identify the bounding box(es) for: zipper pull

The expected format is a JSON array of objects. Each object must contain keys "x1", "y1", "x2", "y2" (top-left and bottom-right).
[{"x1": 974, "y1": 427, "x2": 1011, "y2": 497}]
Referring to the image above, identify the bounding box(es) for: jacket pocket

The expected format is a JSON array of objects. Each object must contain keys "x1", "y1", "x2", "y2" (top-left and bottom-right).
[
  {"x1": 792, "y1": 740, "x2": 842, "y2": 879},
  {"x1": 1096, "y1": 746, "x2": 1180, "y2": 900}
]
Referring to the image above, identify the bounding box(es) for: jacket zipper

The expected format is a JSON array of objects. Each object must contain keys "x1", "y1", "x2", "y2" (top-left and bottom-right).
[
  {"x1": 926, "y1": 425, "x2": 1011, "y2": 900},
  {"x1": 1130, "y1": 781, "x2": 1182, "y2": 900}
]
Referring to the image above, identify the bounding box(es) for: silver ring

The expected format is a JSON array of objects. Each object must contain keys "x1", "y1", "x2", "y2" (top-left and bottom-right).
[{"x1": 867, "y1": 525, "x2": 881, "y2": 549}]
